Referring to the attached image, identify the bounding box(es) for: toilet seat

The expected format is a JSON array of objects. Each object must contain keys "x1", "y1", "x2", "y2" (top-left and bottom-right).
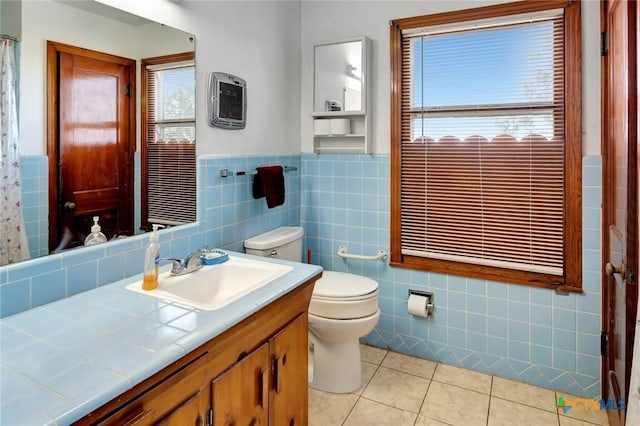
[
  {"x1": 309, "y1": 271, "x2": 379, "y2": 319},
  {"x1": 313, "y1": 271, "x2": 378, "y2": 299}
]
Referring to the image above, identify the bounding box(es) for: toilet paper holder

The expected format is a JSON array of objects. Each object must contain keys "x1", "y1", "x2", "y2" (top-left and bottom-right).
[{"x1": 408, "y1": 290, "x2": 434, "y2": 316}]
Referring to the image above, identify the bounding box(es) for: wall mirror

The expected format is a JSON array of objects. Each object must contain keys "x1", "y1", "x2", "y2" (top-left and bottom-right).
[
  {"x1": 6, "y1": 0, "x2": 195, "y2": 264},
  {"x1": 313, "y1": 37, "x2": 368, "y2": 113}
]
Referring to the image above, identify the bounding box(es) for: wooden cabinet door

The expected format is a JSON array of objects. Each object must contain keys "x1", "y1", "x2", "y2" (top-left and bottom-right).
[
  {"x1": 269, "y1": 314, "x2": 308, "y2": 426},
  {"x1": 211, "y1": 343, "x2": 269, "y2": 426},
  {"x1": 154, "y1": 387, "x2": 209, "y2": 426},
  {"x1": 97, "y1": 357, "x2": 209, "y2": 426}
]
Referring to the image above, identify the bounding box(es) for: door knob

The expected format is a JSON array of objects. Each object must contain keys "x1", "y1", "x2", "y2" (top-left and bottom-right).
[
  {"x1": 605, "y1": 262, "x2": 626, "y2": 280},
  {"x1": 63, "y1": 201, "x2": 76, "y2": 211}
]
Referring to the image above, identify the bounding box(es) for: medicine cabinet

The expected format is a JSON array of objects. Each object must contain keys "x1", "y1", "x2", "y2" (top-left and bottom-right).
[{"x1": 312, "y1": 37, "x2": 371, "y2": 153}]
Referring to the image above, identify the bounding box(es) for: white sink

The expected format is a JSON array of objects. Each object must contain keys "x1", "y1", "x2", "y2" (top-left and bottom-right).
[{"x1": 126, "y1": 255, "x2": 293, "y2": 310}]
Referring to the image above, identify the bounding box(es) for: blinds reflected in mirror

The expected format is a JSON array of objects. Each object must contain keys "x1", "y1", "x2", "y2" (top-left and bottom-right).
[
  {"x1": 142, "y1": 52, "x2": 196, "y2": 228},
  {"x1": 147, "y1": 142, "x2": 196, "y2": 226}
]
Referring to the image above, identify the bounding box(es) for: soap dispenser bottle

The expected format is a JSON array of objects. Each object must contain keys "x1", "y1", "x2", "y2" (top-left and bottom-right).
[
  {"x1": 142, "y1": 224, "x2": 164, "y2": 290},
  {"x1": 84, "y1": 216, "x2": 108, "y2": 246}
]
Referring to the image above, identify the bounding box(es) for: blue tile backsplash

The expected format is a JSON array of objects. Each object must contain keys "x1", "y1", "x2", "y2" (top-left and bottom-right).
[
  {"x1": 19, "y1": 155, "x2": 48, "y2": 259},
  {"x1": 4, "y1": 154, "x2": 300, "y2": 316},
  {"x1": 301, "y1": 153, "x2": 602, "y2": 399},
  {"x1": 20, "y1": 152, "x2": 152, "y2": 263},
  {"x1": 5, "y1": 152, "x2": 602, "y2": 398}
]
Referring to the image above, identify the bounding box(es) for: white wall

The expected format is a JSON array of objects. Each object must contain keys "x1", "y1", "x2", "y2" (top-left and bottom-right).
[
  {"x1": 0, "y1": 0, "x2": 21, "y2": 39},
  {"x1": 18, "y1": 0, "x2": 301, "y2": 156},
  {"x1": 582, "y1": 1, "x2": 601, "y2": 156},
  {"x1": 300, "y1": 0, "x2": 601, "y2": 155},
  {"x1": 18, "y1": 0, "x2": 599, "y2": 156},
  {"x1": 20, "y1": 0, "x2": 139, "y2": 154},
  {"x1": 19, "y1": 1, "x2": 206, "y2": 155},
  {"x1": 98, "y1": 0, "x2": 303, "y2": 156}
]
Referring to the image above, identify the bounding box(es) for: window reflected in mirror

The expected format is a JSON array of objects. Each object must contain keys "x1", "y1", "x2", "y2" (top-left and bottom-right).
[{"x1": 142, "y1": 53, "x2": 196, "y2": 229}]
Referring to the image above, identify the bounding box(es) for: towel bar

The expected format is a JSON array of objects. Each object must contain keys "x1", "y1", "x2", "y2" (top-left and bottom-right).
[{"x1": 219, "y1": 166, "x2": 297, "y2": 178}]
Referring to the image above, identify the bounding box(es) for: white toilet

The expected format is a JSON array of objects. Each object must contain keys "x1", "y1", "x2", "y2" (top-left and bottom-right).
[{"x1": 244, "y1": 226, "x2": 380, "y2": 393}]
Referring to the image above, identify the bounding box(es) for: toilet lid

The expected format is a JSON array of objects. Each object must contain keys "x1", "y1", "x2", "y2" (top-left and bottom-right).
[{"x1": 313, "y1": 271, "x2": 378, "y2": 299}]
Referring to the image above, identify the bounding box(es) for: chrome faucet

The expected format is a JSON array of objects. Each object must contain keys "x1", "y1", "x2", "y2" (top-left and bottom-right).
[{"x1": 164, "y1": 247, "x2": 208, "y2": 276}]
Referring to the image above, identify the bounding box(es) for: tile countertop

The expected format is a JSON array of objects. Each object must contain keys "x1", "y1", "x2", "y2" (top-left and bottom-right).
[{"x1": 0, "y1": 252, "x2": 323, "y2": 426}]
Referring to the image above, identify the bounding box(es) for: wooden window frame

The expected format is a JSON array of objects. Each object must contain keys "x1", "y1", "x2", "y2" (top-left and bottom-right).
[
  {"x1": 141, "y1": 51, "x2": 196, "y2": 230},
  {"x1": 390, "y1": 0, "x2": 583, "y2": 292}
]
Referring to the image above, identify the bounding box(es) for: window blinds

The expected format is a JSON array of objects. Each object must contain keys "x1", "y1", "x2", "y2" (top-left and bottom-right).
[
  {"x1": 145, "y1": 63, "x2": 196, "y2": 226},
  {"x1": 399, "y1": 12, "x2": 565, "y2": 275}
]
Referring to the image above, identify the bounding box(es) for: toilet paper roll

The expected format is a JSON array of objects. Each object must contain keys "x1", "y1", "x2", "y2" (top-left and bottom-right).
[
  {"x1": 313, "y1": 119, "x2": 331, "y2": 135},
  {"x1": 407, "y1": 294, "x2": 429, "y2": 317},
  {"x1": 329, "y1": 118, "x2": 350, "y2": 135}
]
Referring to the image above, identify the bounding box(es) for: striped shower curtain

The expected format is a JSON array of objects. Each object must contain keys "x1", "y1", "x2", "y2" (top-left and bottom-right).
[{"x1": 1, "y1": 38, "x2": 30, "y2": 265}]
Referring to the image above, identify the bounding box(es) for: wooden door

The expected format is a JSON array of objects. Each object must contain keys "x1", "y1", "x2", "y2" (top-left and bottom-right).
[
  {"x1": 602, "y1": 2, "x2": 639, "y2": 425},
  {"x1": 269, "y1": 314, "x2": 308, "y2": 426},
  {"x1": 47, "y1": 41, "x2": 135, "y2": 252},
  {"x1": 211, "y1": 343, "x2": 269, "y2": 426}
]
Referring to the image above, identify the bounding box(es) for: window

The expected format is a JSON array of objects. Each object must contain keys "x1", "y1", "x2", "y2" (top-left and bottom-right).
[
  {"x1": 390, "y1": 0, "x2": 582, "y2": 291},
  {"x1": 141, "y1": 52, "x2": 196, "y2": 228}
]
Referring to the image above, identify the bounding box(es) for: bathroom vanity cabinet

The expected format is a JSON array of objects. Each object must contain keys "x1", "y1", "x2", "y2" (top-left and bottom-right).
[{"x1": 75, "y1": 278, "x2": 316, "y2": 426}]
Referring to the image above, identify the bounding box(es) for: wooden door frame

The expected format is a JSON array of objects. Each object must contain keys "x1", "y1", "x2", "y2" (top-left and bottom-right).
[
  {"x1": 46, "y1": 41, "x2": 136, "y2": 252},
  {"x1": 600, "y1": 0, "x2": 639, "y2": 409}
]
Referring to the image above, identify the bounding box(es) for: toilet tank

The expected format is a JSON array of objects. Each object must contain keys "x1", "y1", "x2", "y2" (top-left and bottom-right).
[{"x1": 244, "y1": 226, "x2": 304, "y2": 262}]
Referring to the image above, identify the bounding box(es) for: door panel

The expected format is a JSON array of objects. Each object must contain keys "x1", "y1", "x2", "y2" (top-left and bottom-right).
[
  {"x1": 96, "y1": 356, "x2": 210, "y2": 426},
  {"x1": 269, "y1": 314, "x2": 308, "y2": 426},
  {"x1": 47, "y1": 42, "x2": 134, "y2": 252},
  {"x1": 602, "y1": 1, "x2": 639, "y2": 425},
  {"x1": 211, "y1": 343, "x2": 269, "y2": 426},
  {"x1": 155, "y1": 389, "x2": 208, "y2": 426}
]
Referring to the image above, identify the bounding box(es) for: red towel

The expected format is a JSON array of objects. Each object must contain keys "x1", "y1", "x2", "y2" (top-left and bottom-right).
[{"x1": 252, "y1": 166, "x2": 285, "y2": 208}]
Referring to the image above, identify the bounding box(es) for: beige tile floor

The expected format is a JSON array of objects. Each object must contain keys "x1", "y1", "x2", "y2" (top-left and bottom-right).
[{"x1": 309, "y1": 345, "x2": 610, "y2": 426}]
